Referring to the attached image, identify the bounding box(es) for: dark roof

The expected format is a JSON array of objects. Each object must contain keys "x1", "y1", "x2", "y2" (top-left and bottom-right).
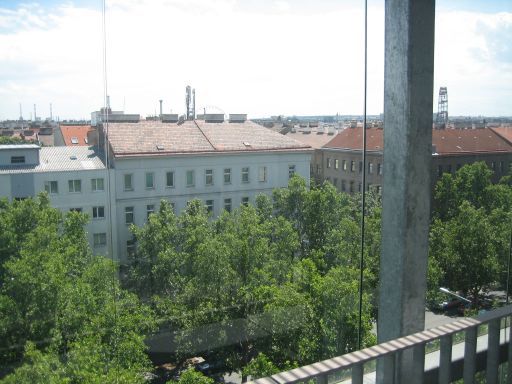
[
  {"x1": 107, "y1": 120, "x2": 311, "y2": 157},
  {"x1": 323, "y1": 127, "x2": 512, "y2": 155}
]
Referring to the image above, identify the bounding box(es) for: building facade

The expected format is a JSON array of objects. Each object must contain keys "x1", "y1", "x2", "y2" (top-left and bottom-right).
[
  {"x1": 0, "y1": 119, "x2": 312, "y2": 263},
  {"x1": 314, "y1": 127, "x2": 512, "y2": 194}
]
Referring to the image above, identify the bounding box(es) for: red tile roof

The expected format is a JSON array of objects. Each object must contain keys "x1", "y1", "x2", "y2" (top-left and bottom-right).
[
  {"x1": 491, "y1": 127, "x2": 512, "y2": 146},
  {"x1": 323, "y1": 127, "x2": 512, "y2": 155},
  {"x1": 107, "y1": 120, "x2": 311, "y2": 156},
  {"x1": 60, "y1": 125, "x2": 93, "y2": 146}
]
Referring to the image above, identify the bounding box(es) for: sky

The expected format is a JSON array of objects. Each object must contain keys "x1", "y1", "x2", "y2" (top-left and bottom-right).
[{"x1": 0, "y1": 0, "x2": 511, "y2": 120}]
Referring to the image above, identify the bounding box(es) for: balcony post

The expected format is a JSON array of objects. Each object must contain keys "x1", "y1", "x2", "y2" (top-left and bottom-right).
[{"x1": 377, "y1": 0, "x2": 435, "y2": 383}]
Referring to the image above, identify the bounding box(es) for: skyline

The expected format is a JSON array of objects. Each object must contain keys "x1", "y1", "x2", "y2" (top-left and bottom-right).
[{"x1": 0, "y1": 0, "x2": 511, "y2": 120}]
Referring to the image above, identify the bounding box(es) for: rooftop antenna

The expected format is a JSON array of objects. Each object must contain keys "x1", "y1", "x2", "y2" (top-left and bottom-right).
[
  {"x1": 50, "y1": 103, "x2": 53, "y2": 121},
  {"x1": 33, "y1": 104, "x2": 37, "y2": 121},
  {"x1": 436, "y1": 86, "x2": 448, "y2": 129},
  {"x1": 186, "y1": 85, "x2": 192, "y2": 120},
  {"x1": 159, "y1": 99, "x2": 163, "y2": 118},
  {"x1": 19, "y1": 103, "x2": 23, "y2": 121},
  {"x1": 192, "y1": 88, "x2": 196, "y2": 120}
]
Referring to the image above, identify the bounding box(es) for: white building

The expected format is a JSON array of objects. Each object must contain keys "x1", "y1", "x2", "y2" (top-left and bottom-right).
[
  {"x1": 106, "y1": 119, "x2": 312, "y2": 261},
  {"x1": 0, "y1": 119, "x2": 312, "y2": 263},
  {"x1": 0, "y1": 144, "x2": 111, "y2": 256}
]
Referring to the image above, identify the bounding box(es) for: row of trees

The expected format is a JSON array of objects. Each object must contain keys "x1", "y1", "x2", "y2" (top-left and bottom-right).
[{"x1": 0, "y1": 162, "x2": 510, "y2": 382}]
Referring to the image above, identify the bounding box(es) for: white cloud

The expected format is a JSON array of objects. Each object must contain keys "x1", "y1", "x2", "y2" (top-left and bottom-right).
[{"x1": 0, "y1": 1, "x2": 510, "y2": 119}]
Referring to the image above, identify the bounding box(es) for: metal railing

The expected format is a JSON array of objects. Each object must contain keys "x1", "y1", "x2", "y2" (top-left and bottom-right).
[{"x1": 249, "y1": 304, "x2": 512, "y2": 384}]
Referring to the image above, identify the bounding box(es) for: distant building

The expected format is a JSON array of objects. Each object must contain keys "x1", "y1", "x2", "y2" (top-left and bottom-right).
[
  {"x1": 316, "y1": 127, "x2": 512, "y2": 194},
  {"x1": 55, "y1": 125, "x2": 95, "y2": 146}
]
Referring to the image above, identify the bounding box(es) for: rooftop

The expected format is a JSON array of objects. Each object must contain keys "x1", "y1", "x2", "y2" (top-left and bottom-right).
[
  {"x1": 491, "y1": 126, "x2": 512, "y2": 145},
  {"x1": 323, "y1": 127, "x2": 512, "y2": 155},
  {"x1": 0, "y1": 144, "x2": 40, "y2": 150},
  {"x1": 0, "y1": 146, "x2": 105, "y2": 174},
  {"x1": 285, "y1": 128, "x2": 339, "y2": 149},
  {"x1": 59, "y1": 125, "x2": 94, "y2": 146},
  {"x1": 106, "y1": 120, "x2": 311, "y2": 157}
]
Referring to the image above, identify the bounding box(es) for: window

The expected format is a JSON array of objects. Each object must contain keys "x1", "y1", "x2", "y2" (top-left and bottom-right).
[
  {"x1": 92, "y1": 206, "x2": 105, "y2": 219},
  {"x1": 376, "y1": 185, "x2": 382, "y2": 194},
  {"x1": 377, "y1": 163, "x2": 383, "y2": 175},
  {"x1": 91, "y1": 178, "x2": 104, "y2": 192},
  {"x1": 224, "y1": 168, "x2": 231, "y2": 184},
  {"x1": 205, "y1": 199, "x2": 214, "y2": 214},
  {"x1": 341, "y1": 180, "x2": 346, "y2": 191},
  {"x1": 447, "y1": 164, "x2": 452, "y2": 174},
  {"x1": 327, "y1": 158, "x2": 331, "y2": 168},
  {"x1": 205, "y1": 169, "x2": 214, "y2": 186},
  {"x1": 334, "y1": 159, "x2": 339, "y2": 169},
  {"x1": 124, "y1": 174, "x2": 133, "y2": 191},
  {"x1": 288, "y1": 165, "x2": 296, "y2": 179},
  {"x1": 71, "y1": 137, "x2": 79, "y2": 144},
  {"x1": 125, "y1": 206, "x2": 134, "y2": 225},
  {"x1": 491, "y1": 161, "x2": 496, "y2": 171},
  {"x1": 146, "y1": 204, "x2": 155, "y2": 219},
  {"x1": 259, "y1": 166, "x2": 267, "y2": 182},
  {"x1": 351, "y1": 161, "x2": 356, "y2": 172},
  {"x1": 93, "y1": 233, "x2": 106, "y2": 247},
  {"x1": 11, "y1": 156, "x2": 25, "y2": 164},
  {"x1": 342, "y1": 160, "x2": 347, "y2": 171},
  {"x1": 316, "y1": 164, "x2": 320, "y2": 174},
  {"x1": 127, "y1": 238, "x2": 136, "y2": 258},
  {"x1": 166, "y1": 171, "x2": 175, "y2": 188},
  {"x1": 367, "y1": 183, "x2": 372, "y2": 191},
  {"x1": 224, "y1": 198, "x2": 232, "y2": 212},
  {"x1": 438, "y1": 165, "x2": 443, "y2": 177},
  {"x1": 68, "y1": 179, "x2": 81, "y2": 193},
  {"x1": 44, "y1": 181, "x2": 58, "y2": 194},
  {"x1": 349, "y1": 181, "x2": 354, "y2": 193},
  {"x1": 145, "y1": 172, "x2": 154, "y2": 189},
  {"x1": 333, "y1": 178, "x2": 338, "y2": 187},
  {"x1": 186, "y1": 170, "x2": 195, "y2": 187},
  {"x1": 241, "y1": 167, "x2": 250, "y2": 183},
  {"x1": 69, "y1": 207, "x2": 82, "y2": 213},
  {"x1": 359, "y1": 161, "x2": 363, "y2": 173},
  {"x1": 500, "y1": 161, "x2": 504, "y2": 174},
  {"x1": 368, "y1": 162, "x2": 374, "y2": 174},
  {"x1": 241, "y1": 197, "x2": 249, "y2": 206}
]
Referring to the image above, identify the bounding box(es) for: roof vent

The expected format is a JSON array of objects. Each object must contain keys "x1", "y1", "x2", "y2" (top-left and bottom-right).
[
  {"x1": 71, "y1": 137, "x2": 79, "y2": 144},
  {"x1": 70, "y1": 155, "x2": 77, "y2": 160},
  {"x1": 156, "y1": 144, "x2": 165, "y2": 150},
  {"x1": 162, "y1": 114, "x2": 179, "y2": 123},
  {"x1": 243, "y1": 141, "x2": 251, "y2": 147},
  {"x1": 229, "y1": 114, "x2": 247, "y2": 123},
  {"x1": 205, "y1": 113, "x2": 224, "y2": 123}
]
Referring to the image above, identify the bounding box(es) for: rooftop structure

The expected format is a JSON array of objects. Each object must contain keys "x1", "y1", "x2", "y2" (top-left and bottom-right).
[{"x1": 58, "y1": 125, "x2": 94, "y2": 146}]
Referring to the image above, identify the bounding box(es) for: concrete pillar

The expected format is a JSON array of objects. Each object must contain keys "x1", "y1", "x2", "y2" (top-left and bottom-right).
[{"x1": 377, "y1": 0, "x2": 435, "y2": 382}]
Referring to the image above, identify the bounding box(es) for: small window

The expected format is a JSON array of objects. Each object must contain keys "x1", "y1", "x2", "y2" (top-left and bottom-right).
[
  {"x1": 327, "y1": 158, "x2": 331, "y2": 168},
  {"x1": 92, "y1": 206, "x2": 105, "y2": 219},
  {"x1": 341, "y1": 180, "x2": 346, "y2": 191},
  {"x1": 145, "y1": 172, "x2": 154, "y2": 189},
  {"x1": 125, "y1": 206, "x2": 134, "y2": 225},
  {"x1": 68, "y1": 179, "x2": 81, "y2": 193},
  {"x1": 316, "y1": 164, "x2": 320, "y2": 174},
  {"x1": 11, "y1": 156, "x2": 25, "y2": 164},
  {"x1": 334, "y1": 159, "x2": 339, "y2": 169},
  {"x1": 93, "y1": 233, "x2": 106, "y2": 247},
  {"x1": 241, "y1": 167, "x2": 250, "y2": 183},
  {"x1": 376, "y1": 185, "x2": 382, "y2": 194},
  {"x1": 224, "y1": 168, "x2": 231, "y2": 184},
  {"x1": 491, "y1": 161, "x2": 496, "y2": 171},
  {"x1": 349, "y1": 181, "x2": 354, "y2": 193},
  {"x1": 367, "y1": 183, "x2": 372, "y2": 191},
  {"x1": 166, "y1": 171, "x2": 174, "y2": 188},
  {"x1": 241, "y1": 197, "x2": 249, "y2": 207},
  {"x1": 333, "y1": 177, "x2": 338, "y2": 187},
  {"x1": 368, "y1": 162, "x2": 374, "y2": 174},
  {"x1": 288, "y1": 165, "x2": 296, "y2": 179},
  {"x1": 499, "y1": 162, "x2": 504, "y2": 174},
  {"x1": 91, "y1": 178, "x2": 104, "y2": 192},
  {"x1": 186, "y1": 170, "x2": 195, "y2": 187},
  {"x1": 438, "y1": 165, "x2": 443, "y2": 177},
  {"x1": 447, "y1": 164, "x2": 452, "y2": 174},
  {"x1": 205, "y1": 169, "x2": 214, "y2": 186},
  {"x1": 44, "y1": 181, "x2": 58, "y2": 194},
  {"x1": 359, "y1": 161, "x2": 363, "y2": 173},
  {"x1": 205, "y1": 200, "x2": 214, "y2": 214},
  {"x1": 351, "y1": 161, "x2": 356, "y2": 172},
  {"x1": 147, "y1": 204, "x2": 155, "y2": 219},
  {"x1": 342, "y1": 160, "x2": 347, "y2": 171},
  {"x1": 69, "y1": 207, "x2": 82, "y2": 213},
  {"x1": 259, "y1": 166, "x2": 267, "y2": 182},
  {"x1": 124, "y1": 174, "x2": 133, "y2": 191},
  {"x1": 71, "y1": 137, "x2": 79, "y2": 144},
  {"x1": 377, "y1": 163, "x2": 383, "y2": 176},
  {"x1": 224, "y1": 198, "x2": 232, "y2": 213},
  {"x1": 358, "y1": 182, "x2": 362, "y2": 192},
  {"x1": 127, "y1": 238, "x2": 136, "y2": 258}
]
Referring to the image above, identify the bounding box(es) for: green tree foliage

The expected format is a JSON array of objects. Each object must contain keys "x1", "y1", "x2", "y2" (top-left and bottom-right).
[
  {"x1": 241, "y1": 353, "x2": 280, "y2": 381},
  {"x1": 0, "y1": 194, "x2": 155, "y2": 382},
  {"x1": 168, "y1": 368, "x2": 214, "y2": 384},
  {"x1": 431, "y1": 162, "x2": 512, "y2": 300}
]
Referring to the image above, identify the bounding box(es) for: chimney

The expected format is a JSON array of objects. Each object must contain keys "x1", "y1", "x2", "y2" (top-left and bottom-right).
[{"x1": 159, "y1": 100, "x2": 163, "y2": 118}]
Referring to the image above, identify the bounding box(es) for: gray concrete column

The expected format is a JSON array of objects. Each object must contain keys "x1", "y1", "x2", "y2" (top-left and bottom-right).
[{"x1": 377, "y1": 0, "x2": 435, "y2": 382}]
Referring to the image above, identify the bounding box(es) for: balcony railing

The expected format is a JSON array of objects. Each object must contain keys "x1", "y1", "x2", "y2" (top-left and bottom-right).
[{"x1": 249, "y1": 304, "x2": 512, "y2": 384}]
